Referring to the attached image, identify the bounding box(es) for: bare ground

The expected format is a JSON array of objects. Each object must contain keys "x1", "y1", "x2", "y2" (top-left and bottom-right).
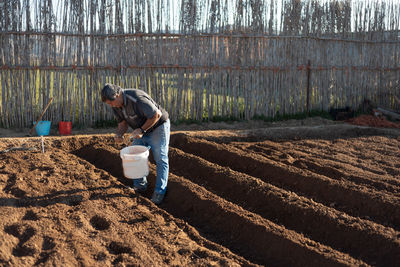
[{"x1": 0, "y1": 118, "x2": 399, "y2": 266}]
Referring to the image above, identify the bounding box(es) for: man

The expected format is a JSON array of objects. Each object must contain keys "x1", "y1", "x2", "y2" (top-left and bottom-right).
[{"x1": 101, "y1": 83, "x2": 170, "y2": 205}]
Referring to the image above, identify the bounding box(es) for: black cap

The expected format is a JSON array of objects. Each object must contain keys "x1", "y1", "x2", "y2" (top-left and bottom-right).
[{"x1": 101, "y1": 83, "x2": 121, "y2": 102}]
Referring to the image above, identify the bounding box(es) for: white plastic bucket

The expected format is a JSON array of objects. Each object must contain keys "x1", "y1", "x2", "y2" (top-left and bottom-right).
[{"x1": 120, "y1": 145, "x2": 150, "y2": 179}]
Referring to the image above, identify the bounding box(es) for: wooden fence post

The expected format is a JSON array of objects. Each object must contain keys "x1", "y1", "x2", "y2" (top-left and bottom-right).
[{"x1": 306, "y1": 60, "x2": 311, "y2": 115}]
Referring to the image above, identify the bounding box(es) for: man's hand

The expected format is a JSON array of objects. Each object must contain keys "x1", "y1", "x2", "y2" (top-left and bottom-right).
[
  {"x1": 114, "y1": 134, "x2": 124, "y2": 144},
  {"x1": 130, "y1": 128, "x2": 144, "y2": 140}
]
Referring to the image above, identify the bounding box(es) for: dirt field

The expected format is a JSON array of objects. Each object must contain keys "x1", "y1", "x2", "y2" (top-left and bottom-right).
[{"x1": 0, "y1": 119, "x2": 400, "y2": 266}]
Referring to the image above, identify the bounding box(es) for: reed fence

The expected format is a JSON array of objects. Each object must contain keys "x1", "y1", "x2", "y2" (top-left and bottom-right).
[{"x1": 1, "y1": 0, "x2": 399, "y2": 128}]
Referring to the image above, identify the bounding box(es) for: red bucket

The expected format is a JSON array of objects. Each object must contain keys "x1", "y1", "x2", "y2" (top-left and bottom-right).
[{"x1": 59, "y1": 121, "x2": 72, "y2": 135}]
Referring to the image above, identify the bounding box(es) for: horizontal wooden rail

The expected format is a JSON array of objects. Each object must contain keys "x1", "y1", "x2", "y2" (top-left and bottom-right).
[
  {"x1": 0, "y1": 31, "x2": 399, "y2": 44},
  {"x1": 1, "y1": 64, "x2": 399, "y2": 72}
]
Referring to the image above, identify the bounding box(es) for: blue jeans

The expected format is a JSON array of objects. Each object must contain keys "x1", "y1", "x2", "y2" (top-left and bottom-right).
[{"x1": 132, "y1": 119, "x2": 170, "y2": 194}]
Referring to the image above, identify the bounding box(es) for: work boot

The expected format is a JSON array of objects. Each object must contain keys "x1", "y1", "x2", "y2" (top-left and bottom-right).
[
  {"x1": 133, "y1": 177, "x2": 148, "y2": 193},
  {"x1": 151, "y1": 191, "x2": 165, "y2": 205}
]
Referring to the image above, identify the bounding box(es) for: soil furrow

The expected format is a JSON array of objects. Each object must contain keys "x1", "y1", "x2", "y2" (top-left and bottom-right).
[
  {"x1": 168, "y1": 147, "x2": 400, "y2": 266},
  {"x1": 170, "y1": 134, "x2": 400, "y2": 230},
  {"x1": 234, "y1": 138, "x2": 400, "y2": 179},
  {"x1": 280, "y1": 139, "x2": 400, "y2": 178},
  {"x1": 164, "y1": 173, "x2": 367, "y2": 267},
  {"x1": 233, "y1": 143, "x2": 400, "y2": 196},
  {"x1": 72, "y1": 143, "x2": 257, "y2": 266},
  {"x1": 284, "y1": 140, "x2": 400, "y2": 184},
  {"x1": 73, "y1": 142, "x2": 367, "y2": 266},
  {"x1": 276, "y1": 145, "x2": 374, "y2": 171},
  {"x1": 343, "y1": 136, "x2": 400, "y2": 158},
  {"x1": 284, "y1": 145, "x2": 400, "y2": 187}
]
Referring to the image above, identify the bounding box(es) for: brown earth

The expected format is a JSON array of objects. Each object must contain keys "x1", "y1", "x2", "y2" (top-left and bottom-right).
[
  {"x1": 0, "y1": 118, "x2": 400, "y2": 266},
  {"x1": 346, "y1": 114, "x2": 400, "y2": 128}
]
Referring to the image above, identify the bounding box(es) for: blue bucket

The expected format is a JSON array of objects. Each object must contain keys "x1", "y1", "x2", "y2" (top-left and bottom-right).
[{"x1": 34, "y1": 121, "x2": 51, "y2": 136}]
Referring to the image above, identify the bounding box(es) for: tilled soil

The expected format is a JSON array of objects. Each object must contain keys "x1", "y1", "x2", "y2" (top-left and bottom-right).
[{"x1": 0, "y1": 124, "x2": 399, "y2": 266}]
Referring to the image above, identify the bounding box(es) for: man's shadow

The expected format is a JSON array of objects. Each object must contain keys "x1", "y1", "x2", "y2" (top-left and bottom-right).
[{"x1": 73, "y1": 144, "x2": 157, "y2": 198}]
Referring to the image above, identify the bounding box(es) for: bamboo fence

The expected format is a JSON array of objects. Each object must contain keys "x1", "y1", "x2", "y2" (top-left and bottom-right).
[{"x1": 0, "y1": 0, "x2": 399, "y2": 128}]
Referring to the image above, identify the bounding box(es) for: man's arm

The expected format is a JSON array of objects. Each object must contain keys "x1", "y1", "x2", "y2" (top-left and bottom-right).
[
  {"x1": 130, "y1": 109, "x2": 162, "y2": 139},
  {"x1": 140, "y1": 109, "x2": 162, "y2": 132},
  {"x1": 116, "y1": 120, "x2": 128, "y2": 137},
  {"x1": 115, "y1": 120, "x2": 128, "y2": 143}
]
